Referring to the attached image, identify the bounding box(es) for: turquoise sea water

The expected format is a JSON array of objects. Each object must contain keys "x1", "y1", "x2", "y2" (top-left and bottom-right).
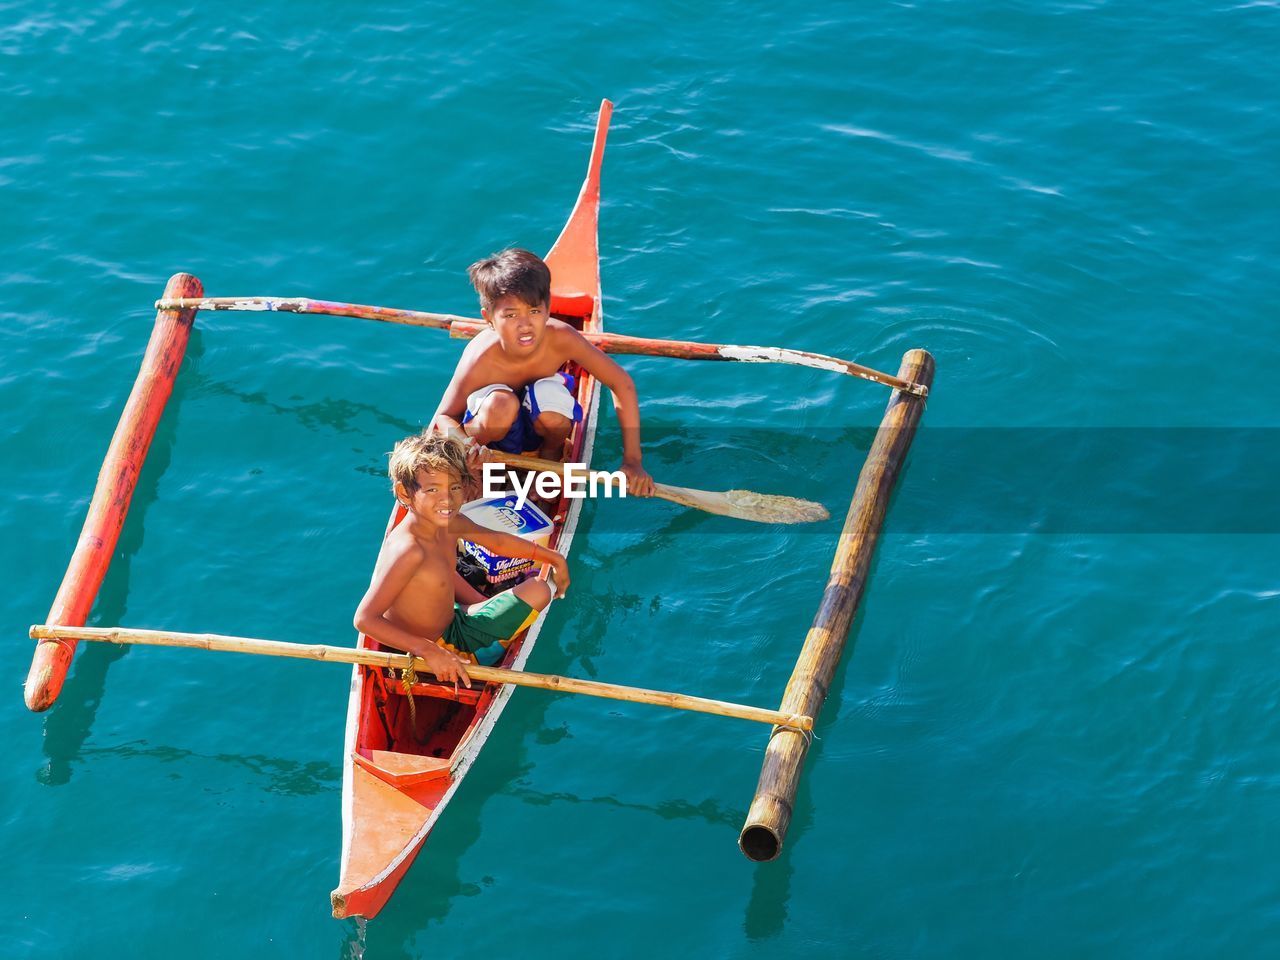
[{"x1": 5, "y1": 2, "x2": 1279, "y2": 957}]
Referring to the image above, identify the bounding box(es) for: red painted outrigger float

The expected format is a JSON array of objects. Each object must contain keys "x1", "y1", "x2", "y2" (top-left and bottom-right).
[{"x1": 24, "y1": 276, "x2": 202, "y2": 712}]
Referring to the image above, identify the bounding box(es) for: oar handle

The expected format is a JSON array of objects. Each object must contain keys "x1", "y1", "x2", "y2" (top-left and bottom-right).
[{"x1": 490, "y1": 452, "x2": 572, "y2": 474}]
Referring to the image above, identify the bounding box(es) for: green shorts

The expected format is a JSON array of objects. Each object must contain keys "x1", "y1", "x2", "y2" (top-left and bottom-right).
[{"x1": 441, "y1": 591, "x2": 539, "y2": 666}]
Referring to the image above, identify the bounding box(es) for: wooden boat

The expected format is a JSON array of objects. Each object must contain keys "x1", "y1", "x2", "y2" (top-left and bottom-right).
[{"x1": 330, "y1": 100, "x2": 613, "y2": 920}]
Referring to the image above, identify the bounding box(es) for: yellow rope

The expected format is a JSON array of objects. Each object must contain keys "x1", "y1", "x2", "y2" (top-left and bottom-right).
[{"x1": 399, "y1": 663, "x2": 418, "y2": 729}]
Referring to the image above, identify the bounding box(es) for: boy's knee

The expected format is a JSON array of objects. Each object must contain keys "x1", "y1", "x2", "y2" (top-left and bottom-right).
[
  {"x1": 468, "y1": 391, "x2": 519, "y2": 441},
  {"x1": 480, "y1": 390, "x2": 520, "y2": 424},
  {"x1": 533, "y1": 411, "x2": 571, "y2": 437},
  {"x1": 515, "y1": 577, "x2": 552, "y2": 611}
]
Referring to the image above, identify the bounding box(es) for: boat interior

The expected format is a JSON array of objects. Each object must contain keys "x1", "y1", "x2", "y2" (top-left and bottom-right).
[{"x1": 354, "y1": 293, "x2": 598, "y2": 768}]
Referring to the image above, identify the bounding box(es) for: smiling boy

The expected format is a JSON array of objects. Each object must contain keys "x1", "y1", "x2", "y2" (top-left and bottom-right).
[
  {"x1": 431, "y1": 248, "x2": 655, "y2": 497},
  {"x1": 353, "y1": 432, "x2": 570, "y2": 686}
]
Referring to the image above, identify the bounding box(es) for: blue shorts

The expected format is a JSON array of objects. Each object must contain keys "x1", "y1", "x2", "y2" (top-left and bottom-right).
[{"x1": 462, "y1": 374, "x2": 583, "y2": 454}]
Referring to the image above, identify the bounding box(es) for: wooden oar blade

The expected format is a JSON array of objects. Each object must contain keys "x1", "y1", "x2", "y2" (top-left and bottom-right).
[
  {"x1": 725, "y1": 489, "x2": 831, "y2": 524},
  {"x1": 656, "y1": 484, "x2": 829, "y2": 524}
]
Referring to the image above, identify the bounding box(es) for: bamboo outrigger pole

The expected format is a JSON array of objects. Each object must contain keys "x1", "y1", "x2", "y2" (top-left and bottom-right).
[
  {"x1": 29, "y1": 624, "x2": 813, "y2": 731},
  {"x1": 739, "y1": 348, "x2": 935, "y2": 862},
  {"x1": 24, "y1": 273, "x2": 203, "y2": 712},
  {"x1": 154, "y1": 295, "x2": 927, "y2": 397}
]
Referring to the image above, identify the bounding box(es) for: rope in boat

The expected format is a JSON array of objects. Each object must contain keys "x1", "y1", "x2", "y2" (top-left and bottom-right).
[{"x1": 399, "y1": 663, "x2": 418, "y2": 730}]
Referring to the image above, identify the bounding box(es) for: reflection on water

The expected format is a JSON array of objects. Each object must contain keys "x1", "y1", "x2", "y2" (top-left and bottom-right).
[
  {"x1": 77, "y1": 739, "x2": 340, "y2": 795},
  {"x1": 37, "y1": 641, "x2": 129, "y2": 786},
  {"x1": 504, "y1": 784, "x2": 743, "y2": 828},
  {"x1": 745, "y1": 843, "x2": 796, "y2": 942},
  {"x1": 192, "y1": 370, "x2": 418, "y2": 439}
]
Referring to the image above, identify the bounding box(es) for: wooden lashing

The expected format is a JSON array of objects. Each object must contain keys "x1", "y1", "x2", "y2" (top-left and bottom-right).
[
  {"x1": 739, "y1": 348, "x2": 936, "y2": 862},
  {"x1": 24, "y1": 273, "x2": 202, "y2": 712},
  {"x1": 398, "y1": 663, "x2": 419, "y2": 731}
]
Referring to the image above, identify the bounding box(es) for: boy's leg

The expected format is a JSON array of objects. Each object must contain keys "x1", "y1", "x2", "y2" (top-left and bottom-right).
[
  {"x1": 524, "y1": 374, "x2": 582, "y2": 460},
  {"x1": 512, "y1": 576, "x2": 552, "y2": 611},
  {"x1": 532, "y1": 411, "x2": 573, "y2": 460},
  {"x1": 461, "y1": 578, "x2": 550, "y2": 618},
  {"x1": 457, "y1": 580, "x2": 551, "y2": 665},
  {"x1": 463, "y1": 386, "x2": 521, "y2": 446}
]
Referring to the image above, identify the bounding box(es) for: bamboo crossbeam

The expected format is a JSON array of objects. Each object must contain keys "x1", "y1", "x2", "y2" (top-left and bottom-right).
[
  {"x1": 738, "y1": 348, "x2": 935, "y2": 862},
  {"x1": 29, "y1": 624, "x2": 813, "y2": 732},
  {"x1": 154, "y1": 296, "x2": 466, "y2": 332},
  {"x1": 25, "y1": 274, "x2": 203, "y2": 713},
  {"x1": 154, "y1": 295, "x2": 925, "y2": 396}
]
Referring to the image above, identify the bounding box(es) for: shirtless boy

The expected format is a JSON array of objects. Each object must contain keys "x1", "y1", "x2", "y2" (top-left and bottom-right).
[
  {"x1": 353, "y1": 432, "x2": 570, "y2": 687},
  {"x1": 431, "y1": 248, "x2": 655, "y2": 497}
]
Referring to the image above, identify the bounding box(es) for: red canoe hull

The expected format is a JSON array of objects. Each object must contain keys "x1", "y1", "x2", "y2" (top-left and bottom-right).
[{"x1": 332, "y1": 100, "x2": 613, "y2": 920}]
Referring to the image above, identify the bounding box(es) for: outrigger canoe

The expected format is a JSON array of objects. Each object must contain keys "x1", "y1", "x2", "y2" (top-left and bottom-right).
[
  {"x1": 25, "y1": 96, "x2": 933, "y2": 918},
  {"x1": 330, "y1": 100, "x2": 613, "y2": 920}
]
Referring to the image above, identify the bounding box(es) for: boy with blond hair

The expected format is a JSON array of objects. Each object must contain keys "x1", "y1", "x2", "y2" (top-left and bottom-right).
[
  {"x1": 431, "y1": 248, "x2": 655, "y2": 497},
  {"x1": 353, "y1": 432, "x2": 570, "y2": 687}
]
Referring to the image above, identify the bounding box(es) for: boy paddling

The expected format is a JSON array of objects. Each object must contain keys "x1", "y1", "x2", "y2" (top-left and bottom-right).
[
  {"x1": 431, "y1": 248, "x2": 655, "y2": 497},
  {"x1": 353, "y1": 433, "x2": 570, "y2": 687}
]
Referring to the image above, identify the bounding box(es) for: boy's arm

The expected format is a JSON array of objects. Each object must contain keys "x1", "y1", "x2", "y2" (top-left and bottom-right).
[
  {"x1": 430, "y1": 337, "x2": 493, "y2": 440},
  {"x1": 353, "y1": 544, "x2": 471, "y2": 687},
  {"x1": 430, "y1": 347, "x2": 491, "y2": 482},
  {"x1": 450, "y1": 515, "x2": 570, "y2": 597},
  {"x1": 430, "y1": 367, "x2": 472, "y2": 441},
  {"x1": 559, "y1": 328, "x2": 655, "y2": 497}
]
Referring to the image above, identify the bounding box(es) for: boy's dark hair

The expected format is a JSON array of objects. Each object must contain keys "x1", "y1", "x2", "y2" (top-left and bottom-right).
[{"x1": 467, "y1": 248, "x2": 552, "y2": 313}]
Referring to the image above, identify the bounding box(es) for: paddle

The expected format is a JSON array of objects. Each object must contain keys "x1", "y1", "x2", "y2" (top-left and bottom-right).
[
  {"x1": 154, "y1": 296, "x2": 927, "y2": 397},
  {"x1": 29, "y1": 624, "x2": 813, "y2": 731},
  {"x1": 489, "y1": 451, "x2": 830, "y2": 524}
]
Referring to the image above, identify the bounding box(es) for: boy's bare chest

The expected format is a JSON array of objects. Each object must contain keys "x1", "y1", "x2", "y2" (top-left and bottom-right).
[
  {"x1": 385, "y1": 538, "x2": 457, "y2": 634},
  {"x1": 472, "y1": 341, "x2": 565, "y2": 387},
  {"x1": 410, "y1": 545, "x2": 455, "y2": 588},
  {"x1": 378, "y1": 528, "x2": 455, "y2": 597}
]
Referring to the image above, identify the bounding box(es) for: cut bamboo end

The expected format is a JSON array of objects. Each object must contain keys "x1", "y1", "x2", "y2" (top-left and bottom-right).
[
  {"x1": 739, "y1": 826, "x2": 780, "y2": 862},
  {"x1": 739, "y1": 793, "x2": 790, "y2": 861},
  {"x1": 738, "y1": 348, "x2": 935, "y2": 860}
]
